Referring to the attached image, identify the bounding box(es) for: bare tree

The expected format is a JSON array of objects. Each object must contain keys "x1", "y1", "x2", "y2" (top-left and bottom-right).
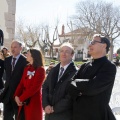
[
  {"x1": 16, "y1": 20, "x2": 60, "y2": 57},
  {"x1": 43, "y1": 25, "x2": 59, "y2": 59},
  {"x1": 72, "y1": 0, "x2": 120, "y2": 60},
  {"x1": 16, "y1": 20, "x2": 29, "y2": 47},
  {"x1": 67, "y1": 21, "x2": 94, "y2": 43},
  {"x1": 16, "y1": 21, "x2": 48, "y2": 54}
]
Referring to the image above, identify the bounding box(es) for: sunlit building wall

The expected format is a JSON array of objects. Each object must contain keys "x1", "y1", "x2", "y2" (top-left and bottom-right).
[{"x1": 0, "y1": 0, "x2": 16, "y2": 49}]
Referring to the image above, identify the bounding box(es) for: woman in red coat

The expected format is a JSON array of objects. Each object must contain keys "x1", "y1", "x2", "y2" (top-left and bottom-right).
[{"x1": 14, "y1": 49, "x2": 45, "y2": 120}]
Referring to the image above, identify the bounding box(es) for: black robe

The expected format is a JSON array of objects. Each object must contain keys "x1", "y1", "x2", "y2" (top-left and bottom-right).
[{"x1": 69, "y1": 56, "x2": 116, "y2": 120}]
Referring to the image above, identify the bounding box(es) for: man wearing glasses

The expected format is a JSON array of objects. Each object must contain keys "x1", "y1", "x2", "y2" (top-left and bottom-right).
[{"x1": 69, "y1": 34, "x2": 116, "y2": 120}]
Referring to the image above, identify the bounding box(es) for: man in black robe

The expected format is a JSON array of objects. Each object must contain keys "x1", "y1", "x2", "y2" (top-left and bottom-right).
[
  {"x1": 69, "y1": 34, "x2": 116, "y2": 120},
  {"x1": 0, "y1": 29, "x2": 4, "y2": 46}
]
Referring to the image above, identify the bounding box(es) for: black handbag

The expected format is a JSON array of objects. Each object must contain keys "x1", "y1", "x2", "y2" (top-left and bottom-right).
[
  {"x1": 22, "y1": 98, "x2": 30, "y2": 105},
  {"x1": 18, "y1": 98, "x2": 31, "y2": 120}
]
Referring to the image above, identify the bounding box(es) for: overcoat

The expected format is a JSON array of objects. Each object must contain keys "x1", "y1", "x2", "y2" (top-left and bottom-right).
[
  {"x1": 14, "y1": 64, "x2": 45, "y2": 120},
  {"x1": 0, "y1": 59, "x2": 4, "y2": 89},
  {"x1": 0, "y1": 55, "x2": 27, "y2": 103},
  {"x1": 42, "y1": 62, "x2": 77, "y2": 120},
  {"x1": 69, "y1": 56, "x2": 116, "y2": 120}
]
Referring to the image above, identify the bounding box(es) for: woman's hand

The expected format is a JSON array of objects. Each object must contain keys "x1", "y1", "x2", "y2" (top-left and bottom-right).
[
  {"x1": 15, "y1": 96, "x2": 23, "y2": 106},
  {"x1": 44, "y1": 105, "x2": 54, "y2": 114}
]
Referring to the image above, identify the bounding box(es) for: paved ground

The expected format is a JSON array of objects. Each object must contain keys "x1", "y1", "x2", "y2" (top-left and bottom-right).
[{"x1": 0, "y1": 117, "x2": 2, "y2": 120}]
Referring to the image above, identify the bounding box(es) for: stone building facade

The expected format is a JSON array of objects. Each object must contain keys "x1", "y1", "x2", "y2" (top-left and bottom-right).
[
  {"x1": 0, "y1": 0, "x2": 16, "y2": 49},
  {"x1": 59, "y1": 25, "x2": 91, "y2": 61}
]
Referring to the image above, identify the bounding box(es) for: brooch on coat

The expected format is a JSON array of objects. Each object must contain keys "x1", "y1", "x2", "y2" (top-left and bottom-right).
[{"x1": 27, "y1": 71, "x2": 35, "y2": 79}]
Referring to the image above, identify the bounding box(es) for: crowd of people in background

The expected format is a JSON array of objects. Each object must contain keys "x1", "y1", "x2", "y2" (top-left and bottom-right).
[{"x1": 0, "y1": 34, "x2": 118, "y2": 120}]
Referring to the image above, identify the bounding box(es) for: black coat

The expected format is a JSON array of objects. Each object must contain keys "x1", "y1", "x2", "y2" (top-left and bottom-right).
[
  {"x1": 0, "y1": 55, "x2": 27, "y2": 104},
  {"x1": 0, "y1": 59, "x2": 4, "y2": 89},
  {"x1": 69, "y1": 56, "x2": 116, "y2": 120},
  {"x1": 42, "y1": 62, "x2": 77, "y2": 120}
]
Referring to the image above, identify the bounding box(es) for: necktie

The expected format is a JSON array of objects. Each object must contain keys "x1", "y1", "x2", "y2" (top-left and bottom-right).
[
  {"x1": 58, "y1": 67, "x2": 64, "y2": 80},
  {"x1": 12, "y1": 58, "x2": 16, "y2": 71}
]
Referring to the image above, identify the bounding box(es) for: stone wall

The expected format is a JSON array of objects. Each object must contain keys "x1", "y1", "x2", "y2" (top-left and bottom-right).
[{"x1": 0, "y1": 0, "x2": 16, "y2": 49}]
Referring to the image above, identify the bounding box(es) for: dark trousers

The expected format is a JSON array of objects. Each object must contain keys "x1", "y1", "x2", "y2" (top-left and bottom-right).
[{"x1": 3, "y1": 98, "x2": 18, "y2": 120}]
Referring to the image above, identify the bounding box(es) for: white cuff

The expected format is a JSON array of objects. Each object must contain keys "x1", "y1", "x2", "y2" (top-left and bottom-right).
[
  {"x1": 75, "y1": 79, "x2": 89, "y2": 82},
  {"x1": 71, "y1": 79, "x2": 89, "y2": 87}
]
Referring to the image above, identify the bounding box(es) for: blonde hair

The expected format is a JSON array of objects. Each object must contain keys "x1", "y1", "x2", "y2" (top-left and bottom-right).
[{"x1": 0, "y1": 51, "x2": 5, "y2": 60}]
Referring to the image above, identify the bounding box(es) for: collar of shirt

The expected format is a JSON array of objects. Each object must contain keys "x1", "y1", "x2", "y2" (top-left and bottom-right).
[
  {"x1": 59, "y1": 62, "x2": 72, "y2": 74},
  {"x1": 11, "y1": 54, "x2": 21, "y2": 65}
]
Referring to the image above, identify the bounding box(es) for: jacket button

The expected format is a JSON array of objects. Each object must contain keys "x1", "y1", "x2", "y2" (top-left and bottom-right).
[{"x1": 78, "y1": 92, "x2": 82, "y2": 96}]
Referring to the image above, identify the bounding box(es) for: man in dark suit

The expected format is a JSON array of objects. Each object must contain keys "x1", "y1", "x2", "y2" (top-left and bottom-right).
[
  {"x1": 69, "y1": 34, "x2": 116, "y2": 120},
  {"x1": 42, "y1": 43, "x2": 77, "y2": 120},
  {"x1": 1, "y1": 40, "x2": 27, "y2": 120},
  {"x1": 0, "y1": 29, "x2": 4, "y2": 46}
]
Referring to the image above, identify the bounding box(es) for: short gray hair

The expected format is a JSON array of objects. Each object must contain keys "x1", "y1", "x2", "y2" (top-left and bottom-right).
[
  {"x1": 12, "y1": 40, "x2": 23, "y2": 47},
  {"x1": 59, "y1": 42, "x2": 74, "y2": 54}
]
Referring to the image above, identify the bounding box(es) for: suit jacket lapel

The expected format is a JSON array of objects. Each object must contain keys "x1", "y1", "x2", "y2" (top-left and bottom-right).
[
  {"x1": 51, "y1": 64, "x2": 60, "y2": 88},
  {"x1": 59, "y1": 62, "x2": 74, "y2": 80},
  {"x1": 9, "y1": 57, "x2": 12, "y2": 74}
]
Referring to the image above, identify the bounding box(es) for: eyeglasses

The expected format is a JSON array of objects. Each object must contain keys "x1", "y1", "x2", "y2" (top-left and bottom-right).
[{"x1": 90, "y1": 40, "x2": 104, "y2": 45}]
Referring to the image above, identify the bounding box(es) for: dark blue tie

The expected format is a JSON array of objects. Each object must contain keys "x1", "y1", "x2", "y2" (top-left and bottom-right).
[
  {"x1": 58, "y1": 67, "x2": 64, "y2": 80},
  {"x1": 12, "y1": 58, "x2": 16, "y2": 71}
]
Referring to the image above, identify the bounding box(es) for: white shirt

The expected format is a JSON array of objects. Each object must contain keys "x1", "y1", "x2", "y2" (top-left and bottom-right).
[
  {"x1": 58, "y1": 62, "x2": 71, "y2": 80},
  {"x1": 11, "y1": 54, "x2": 21, "y2": 66}
]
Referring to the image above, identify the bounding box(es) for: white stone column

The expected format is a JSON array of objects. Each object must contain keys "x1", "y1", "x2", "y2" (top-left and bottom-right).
[{"x1": 0, "y1": 0, "x2": 16, "y2": 49}]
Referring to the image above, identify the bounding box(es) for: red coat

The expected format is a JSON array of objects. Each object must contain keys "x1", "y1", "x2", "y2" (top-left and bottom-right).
[{"x1": 14, "y1": 64, "x2": 45, "y2": 120}]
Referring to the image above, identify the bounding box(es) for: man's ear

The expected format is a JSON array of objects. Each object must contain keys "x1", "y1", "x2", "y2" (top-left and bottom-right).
[
  {"x1": 71, "y1": 53, "x2": 74, "y2": 58},
  {"x1": 103, "y1": 43, "x2": 107, "y2": 49}
]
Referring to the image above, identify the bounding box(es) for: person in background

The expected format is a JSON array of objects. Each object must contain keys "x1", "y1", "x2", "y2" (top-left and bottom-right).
[
  {"x1": 46, "y1": 62, "x2": 55, "y2": 75},
  {"x1": 0, "y1": 51, "x2": 4, "y2": 116},
  {"x1": 42, "y1": 42, "x2": 77, "y2": 120},
  {"x1": 2, "y1": 47, "x2": 10, "y2": 58},
  {"x1": 115, "y1": 58, "x2": 119, "y2": 67},
  {"x1": 1, "y1": 47, "x2": 9, "y2": 82},
  {"x1": 0, "y1": 51, "x2": 4, "y2": 90},
  {"x1": 14, "y1": 49, "x2": 45, "y2": 120},
  {"x1": 0, "y1": 40, "x2": 27, "y2": 120},
  {"x1": 0, "y1": 50, "x2": 5, "y2": 60},
  {"x1": 68, "y1": 34, "x2": 116, "y2": 120}
]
